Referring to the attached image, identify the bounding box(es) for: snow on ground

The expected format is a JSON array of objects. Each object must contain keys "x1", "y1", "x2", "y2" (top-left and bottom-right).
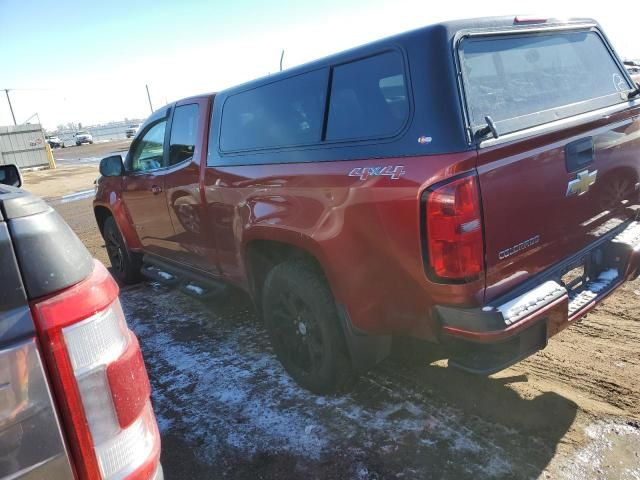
[
  {"x1": 556, "y1": 421, "x2": 640, "y2": 479},
  {"x1": 119, "y1": 282, "x2": 639, "y2": 479}
]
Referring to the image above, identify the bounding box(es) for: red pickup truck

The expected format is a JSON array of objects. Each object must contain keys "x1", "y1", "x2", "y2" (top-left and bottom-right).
[{"x1": 94, "y1": 16, "x2": 640, "y2": 393}]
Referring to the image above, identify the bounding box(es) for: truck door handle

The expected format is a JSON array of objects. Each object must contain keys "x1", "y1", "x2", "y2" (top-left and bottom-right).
[
  {"x1": 565, "y1": 137, "x2": 594, "y2": 173},
  {"x1": 150, "y1": 185, "x2": 163, "y2": 195}
]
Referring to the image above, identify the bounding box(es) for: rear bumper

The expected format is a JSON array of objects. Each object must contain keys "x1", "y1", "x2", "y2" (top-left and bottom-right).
[{"x1": 438, "y1": 220, "x2": 640, "y2": 374}]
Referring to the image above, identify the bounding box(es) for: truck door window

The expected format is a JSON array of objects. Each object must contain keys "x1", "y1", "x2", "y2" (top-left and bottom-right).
[
  {"x1": 130, "y1": 120, "x2": 167, "y2": 172},
  {"x1": 169, "y1": 104, "x2": 199, "y2": 166},
  {"x1": 459, "y1": 30, "x2": 633, "y2": 136}
]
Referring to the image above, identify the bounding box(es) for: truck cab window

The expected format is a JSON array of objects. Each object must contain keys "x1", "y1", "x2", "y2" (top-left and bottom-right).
[
  {"x1": 169, "y1": 104, "x2": 199, "y2": 166},
  {"x1": 130, "y1": 120, "x2": 167, "y2": 172}
]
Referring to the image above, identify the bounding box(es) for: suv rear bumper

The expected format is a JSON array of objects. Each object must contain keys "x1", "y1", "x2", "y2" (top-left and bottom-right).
[{"x1": 437, "y1": 220, "x2": 640, "y2": 374}]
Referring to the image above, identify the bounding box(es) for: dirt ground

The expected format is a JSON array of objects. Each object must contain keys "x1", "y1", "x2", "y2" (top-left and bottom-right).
[
  {"x1": 21, "y1": 140, "x2": 131, "y2": 199},
  {"x1": 21, "y1": 143, "x2": 640, "y2": 479}
]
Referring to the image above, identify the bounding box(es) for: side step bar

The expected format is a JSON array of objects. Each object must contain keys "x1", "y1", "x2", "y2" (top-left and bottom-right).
[{"x1": 141, "y1": 255, "x2": 226, "y2": 299}]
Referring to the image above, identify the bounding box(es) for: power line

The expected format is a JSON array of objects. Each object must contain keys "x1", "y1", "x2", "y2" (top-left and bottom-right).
[{"x1": 0, "y1": 87, "x2": 54, "y2": 91}]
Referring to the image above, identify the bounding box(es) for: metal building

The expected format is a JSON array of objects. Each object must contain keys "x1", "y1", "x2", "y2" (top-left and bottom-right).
[{"x1": 0, "y1": 124, "x2": 49, "y2": 169}]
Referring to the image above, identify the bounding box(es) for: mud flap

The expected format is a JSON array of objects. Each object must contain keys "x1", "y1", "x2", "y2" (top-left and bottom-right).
[{"x1": 336, "y1": 304, "x2": 392, "y2": 373}]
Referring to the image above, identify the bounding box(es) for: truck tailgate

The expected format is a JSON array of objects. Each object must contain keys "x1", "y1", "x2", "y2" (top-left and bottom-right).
[{"x1": 479, "y1": 108, "x2": 640, "y2": 302}]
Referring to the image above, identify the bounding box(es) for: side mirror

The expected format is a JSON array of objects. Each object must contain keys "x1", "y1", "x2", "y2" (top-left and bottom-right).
[
  {"x1": 0, "y1": 164, "x2": 22, "y2": 188},
  {"x1": 99, "y1": 155, "x2": 124, "y2": 177}
]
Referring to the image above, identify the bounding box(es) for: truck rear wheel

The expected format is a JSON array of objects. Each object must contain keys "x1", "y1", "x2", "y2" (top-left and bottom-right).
[
  {"x1": 103, "y1": 216, "x2": 142, "y2": 284},
  {"x1": 262, "y1": 259, "x2": 355, "y2": 393}
]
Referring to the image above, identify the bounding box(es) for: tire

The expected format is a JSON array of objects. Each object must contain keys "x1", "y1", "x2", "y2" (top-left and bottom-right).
[
  {"x1": 103, "y1": 216, "x2": 142, "y2": 284},
  {"x1": 89, "y1": 141, "x2": 93, "y2": 144},
  {"x1": 262, "y1": 259, "x2": 355, "y2": 393},
  {"x1": 76, "y1": 142, "x2": 81, "y2": 146}
]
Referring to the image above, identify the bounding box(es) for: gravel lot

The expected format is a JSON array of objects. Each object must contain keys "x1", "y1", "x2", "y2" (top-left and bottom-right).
[{"x1": 19, "y1": 142, "x2": 640, "y2": 479}]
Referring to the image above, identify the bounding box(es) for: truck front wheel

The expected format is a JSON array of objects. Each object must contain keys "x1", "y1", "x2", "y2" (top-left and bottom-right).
[
  {"x1": 262, "y1": 259, "x2": 355, "y2": 393},
  {"x1": 103, "y1": 216, "x2": 142, "y2": 284}
]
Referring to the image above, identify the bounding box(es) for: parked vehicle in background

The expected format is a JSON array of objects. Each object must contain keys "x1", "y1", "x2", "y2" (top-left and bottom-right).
[
  {"x1": 94, "y1": 16, "x2": 640, "y2": 394},
  {"x1": 0, "y1": 164, "x2": 162, "y2": 479},
  {"x1": 627, "y1": 65, "x2": 640, "y2": 84},
  {"x1": 46, "y1": 134, "x2": 64, "y2": 148},
  {"x1": 624, "y1": 60, "x2": 640, "y2": 75},
  {"x1": 126, "y1": 124, "x2": 140, "y2": 138},
  {"x1": 75, "y1": 130, "x2": 93, "y2": 146}
]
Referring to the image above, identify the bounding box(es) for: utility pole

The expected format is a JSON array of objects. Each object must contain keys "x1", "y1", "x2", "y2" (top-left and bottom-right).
[
  {"x1": 280, "y1": 49, "x2": 285, "y2": 72},
  {"x1": 3, "y1": 89, "x2": 17, "y2": 126},
  {"x1": 145, "y1": 84, "x2": 154, "y2": 113}
]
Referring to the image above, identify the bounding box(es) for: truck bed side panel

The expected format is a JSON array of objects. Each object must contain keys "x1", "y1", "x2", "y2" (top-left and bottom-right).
[{"x1": 203, "y1": 151, "x2": 479, "y2": 340}]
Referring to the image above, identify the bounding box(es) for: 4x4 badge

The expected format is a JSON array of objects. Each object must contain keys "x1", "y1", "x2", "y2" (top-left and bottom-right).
[
  {"x1": 348, "y1": 166, "x2": 406, "y2": 181},
  {"x1": 566, "y1": 169, "x2": 597, "y2": 196}
]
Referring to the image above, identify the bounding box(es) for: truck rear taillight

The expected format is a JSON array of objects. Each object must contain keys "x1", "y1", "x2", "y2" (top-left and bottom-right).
[
  {"x1": 31, "y1": 260, "x2": 160, "y2": 480},
  {"x1": 424, "y1": 174, "x2": 484, "y2": 281}
]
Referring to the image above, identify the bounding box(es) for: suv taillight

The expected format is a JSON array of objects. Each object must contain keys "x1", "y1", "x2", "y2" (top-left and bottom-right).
[
  {"x1": 31, "y1": 260, "x2": 160, "y2": 480},
  {"x1": 425, "y1": 174, "x2": 484, "y2": 281}
]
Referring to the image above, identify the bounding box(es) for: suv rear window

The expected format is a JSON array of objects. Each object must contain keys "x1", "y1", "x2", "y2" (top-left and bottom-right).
[{"x1": 459, "y1": 30, "x2": 632, "y2": 136}]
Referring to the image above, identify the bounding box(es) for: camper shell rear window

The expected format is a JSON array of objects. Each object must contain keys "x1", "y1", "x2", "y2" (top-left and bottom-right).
[{"x1": 458, "y1": 29, "x2": 633, "y2": 138}]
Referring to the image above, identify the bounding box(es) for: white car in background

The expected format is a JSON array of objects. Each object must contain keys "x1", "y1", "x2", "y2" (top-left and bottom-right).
[
  {"x1": 46, "y1": 134, "x2": 64, "y2": 148},
  {"x1": 125, "y1": 124, "x2": 140, "y2": 138},
  {"x1": 74, "y1": 130, "x2": 93, "y2": 146}
]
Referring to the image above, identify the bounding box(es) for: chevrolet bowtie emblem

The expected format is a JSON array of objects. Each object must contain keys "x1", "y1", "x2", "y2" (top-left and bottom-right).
[{"x1": 566, "y1": 169, "x2": 597, "y2": 197}]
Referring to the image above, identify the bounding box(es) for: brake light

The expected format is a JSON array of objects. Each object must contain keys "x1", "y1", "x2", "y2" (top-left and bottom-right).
[
  {"x1": 31, "y1": 260, "x2": 160, "y2": 480},
  {"x1": 514, "y1": 16, "x2": 548, "y2": 24},
  {"x1": 425, "y1": 175, "x2": 484, "y2": 280}
]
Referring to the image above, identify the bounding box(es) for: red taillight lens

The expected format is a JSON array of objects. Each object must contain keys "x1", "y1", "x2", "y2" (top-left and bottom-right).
[
  {"x1": 425, "y1": 175, "x2": 484, "y2": 280},
  {"x1": 31, "y1": 260, "x2": 160, "y2": 480}
]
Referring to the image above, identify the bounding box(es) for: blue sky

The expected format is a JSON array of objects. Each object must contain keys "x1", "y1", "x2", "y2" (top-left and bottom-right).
[{"x1": 1, "y1": 0, "x2": 638, "y2": 129}]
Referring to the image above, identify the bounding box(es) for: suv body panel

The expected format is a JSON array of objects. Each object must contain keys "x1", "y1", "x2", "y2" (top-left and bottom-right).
[
  {"x1": 2, "y1": 185, "x2": 162, "y2": 478},
  {"x1": 0, "y1": 339, "x2": 75, "y2": 479},
  {"x1": 0, "y1": 189, "x2": 75, "y2": 479}
]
